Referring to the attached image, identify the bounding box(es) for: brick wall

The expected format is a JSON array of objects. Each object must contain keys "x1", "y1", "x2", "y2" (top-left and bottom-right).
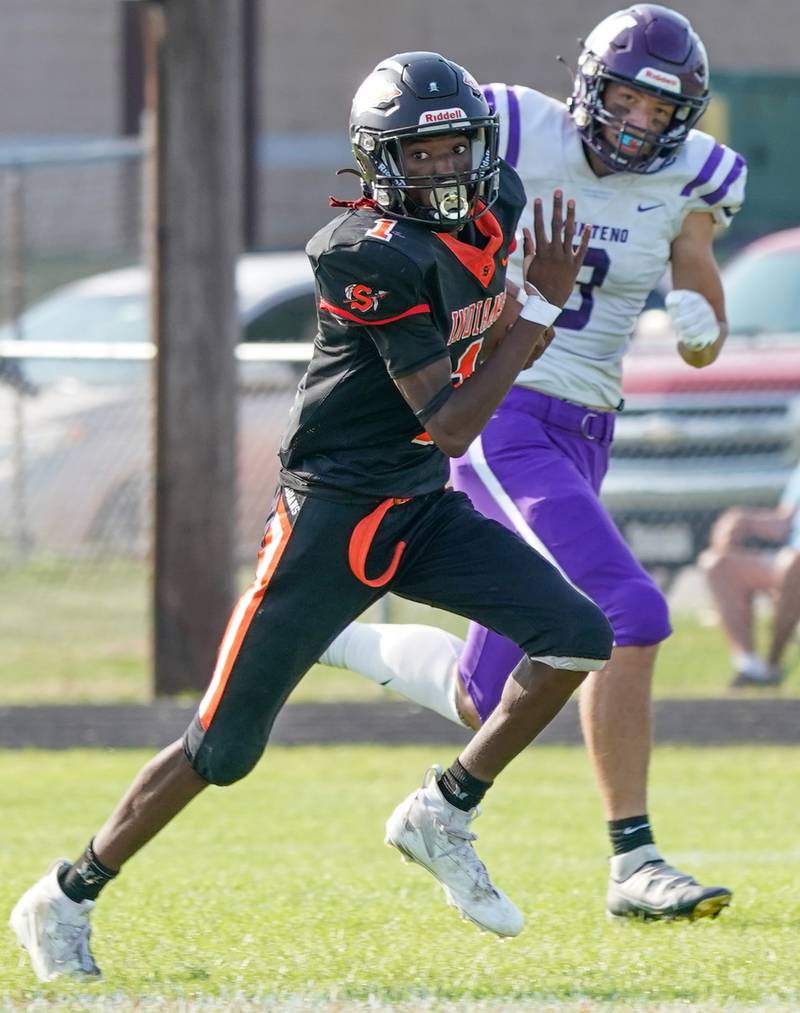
[{"x1": 2, "y1": 0, "x2": 799, "y2": 248}]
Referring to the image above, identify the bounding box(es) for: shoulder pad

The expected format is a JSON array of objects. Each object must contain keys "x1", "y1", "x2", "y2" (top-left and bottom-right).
[
  {"x1": 481, "y1": 84, "x2": 563, "y2": 169},
  {"x1": 315, "y1": 227, "x2": 430, "y2": 328},
  {"x1": 677, "y1": 131, "x2": 747, "y2": 228}
]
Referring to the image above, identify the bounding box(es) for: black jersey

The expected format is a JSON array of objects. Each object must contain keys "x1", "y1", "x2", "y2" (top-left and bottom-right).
[{"x1": 279, "y1": 160, "x2": 526, "y2": 500}]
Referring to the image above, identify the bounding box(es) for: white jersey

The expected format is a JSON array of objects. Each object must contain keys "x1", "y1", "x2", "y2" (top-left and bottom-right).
[{"x1": 484, "y1": 84, "x2": 747, "y2": 409}]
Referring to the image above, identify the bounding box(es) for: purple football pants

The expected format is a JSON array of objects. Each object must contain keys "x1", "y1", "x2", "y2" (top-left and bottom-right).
[{"x1": 451, "y1": 386, "x2": 671, "y2": 721}]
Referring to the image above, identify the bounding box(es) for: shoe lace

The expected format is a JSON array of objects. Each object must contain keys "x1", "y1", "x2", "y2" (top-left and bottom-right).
[
  {"x1": 419, "y1": 765, "x2": 498, "y2": 896},
  {"x1": 434, "y1": 811, "x2": 496, "y2": 895}
]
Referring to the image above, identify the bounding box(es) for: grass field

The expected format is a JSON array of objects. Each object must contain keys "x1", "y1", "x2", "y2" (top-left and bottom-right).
[
  {"x1": 1, "y1": 555, "x2": 800, "y2": 705},
  {"x1": 1, "y1": 558, "x2": 798, "y2": 705},
  {"x1": 0, "y1": 745, "x2": 797, "y2": 1011}
]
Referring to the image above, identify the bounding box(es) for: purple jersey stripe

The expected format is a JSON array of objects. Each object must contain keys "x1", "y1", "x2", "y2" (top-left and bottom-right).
[
  {"x1": 482, "y1": 86, "x2": 507, "y2": 160},
  {"x1": 680, "y1": 143, "x2": 724, "y2": 197},
  {"x1": 505, "y1": 88, "x2": 521, "y2": 168},
  {"x1": 701, "y1": 153, "x2": 746, "y2": 206}
]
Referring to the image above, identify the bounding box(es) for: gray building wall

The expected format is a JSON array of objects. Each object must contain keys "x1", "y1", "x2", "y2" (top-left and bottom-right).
[
  {"x1": 2, "y1": 0, "x2": 800, "y2": 248},
  {"x1": 0, "y1": 0, "x2": 118, "y2": 137},
  {"x1": 258, "y1": 0, "x2": 800, "y2": 245},
  {"x1": 259, "y1": 0, "x2": 800, "y2": 132}
]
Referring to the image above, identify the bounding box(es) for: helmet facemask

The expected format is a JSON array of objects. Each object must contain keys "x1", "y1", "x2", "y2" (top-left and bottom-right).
[
  {"x1": 352, "y1": 119, "x2": 500, "y2": 229},
  {"x1": 571, "y1": 58, "x2": 708, "y2": 173},
  {"x1": 567, "y1": 5, "x2": 711, "y2": 175}
]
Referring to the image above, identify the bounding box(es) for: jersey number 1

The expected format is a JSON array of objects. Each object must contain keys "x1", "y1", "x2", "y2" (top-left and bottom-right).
[{"x1": 366, "y1": 219, "x2": 396, "y2": 242}]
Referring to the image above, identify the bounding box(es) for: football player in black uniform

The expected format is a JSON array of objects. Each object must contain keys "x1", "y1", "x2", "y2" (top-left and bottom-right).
[{"x1": 10, "y1": 52, "x2": 613, "y2": 980}]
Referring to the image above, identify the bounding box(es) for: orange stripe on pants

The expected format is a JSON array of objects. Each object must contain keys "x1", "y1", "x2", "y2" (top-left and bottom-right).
[{"x1": 198, "y1": 499, "x2": 291, "y2": 730}]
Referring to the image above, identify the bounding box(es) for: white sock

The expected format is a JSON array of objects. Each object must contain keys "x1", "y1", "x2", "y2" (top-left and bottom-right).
[{"x1": 319, "y1": 622, "x2": 466, "y2": 726}]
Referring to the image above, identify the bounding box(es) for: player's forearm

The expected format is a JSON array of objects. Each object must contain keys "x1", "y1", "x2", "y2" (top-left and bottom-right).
[{"x1": 426, "y1": 320, "x2": 547, "y2": 457}]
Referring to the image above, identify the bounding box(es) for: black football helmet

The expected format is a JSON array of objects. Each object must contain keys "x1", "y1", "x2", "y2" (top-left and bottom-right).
[
  {"x1": 568, "y1": 5, "x2": 710, "y2": 173},
  {"x1": 349, "y1": 52, "x2": 500, "y2": 228}
]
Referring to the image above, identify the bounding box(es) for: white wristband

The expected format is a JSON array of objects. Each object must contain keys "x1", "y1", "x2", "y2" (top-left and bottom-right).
[
  {"x1": 519, "y1": 293, "x2": 562, "y2": 328},
  {"x1": 514, "y1": 282, "x2": 544, "y2": 308}
]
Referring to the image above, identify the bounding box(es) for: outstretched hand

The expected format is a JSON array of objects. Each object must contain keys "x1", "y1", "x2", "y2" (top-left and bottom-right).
[{"x1": 525, "y1": 190, "x2": 590, "y2": 308}]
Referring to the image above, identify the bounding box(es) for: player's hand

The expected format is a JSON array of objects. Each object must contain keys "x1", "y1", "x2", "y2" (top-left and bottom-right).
[
  {"x1": 526, "y1": 191, "x2": 591, "y2": 307},
  {"x1": 665, "y1": 289, "x2": 720, "y2": 350}
]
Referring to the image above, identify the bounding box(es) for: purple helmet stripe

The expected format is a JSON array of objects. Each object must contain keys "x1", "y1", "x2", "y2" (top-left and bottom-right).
[
  {"x1": 506, "y1": 88, "x2": 521, "y2": 168},
  {"x1": 680, "y1": 143, "x2": 724, "y2": 196},
  {"x1": 701, "y1": 153, "x2": 746, "y2": 206}
]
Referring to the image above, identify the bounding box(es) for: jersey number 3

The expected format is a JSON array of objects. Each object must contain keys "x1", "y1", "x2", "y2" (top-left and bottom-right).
[{"x1": 556, "y1": 247, "x2": 610, "y2": 331}]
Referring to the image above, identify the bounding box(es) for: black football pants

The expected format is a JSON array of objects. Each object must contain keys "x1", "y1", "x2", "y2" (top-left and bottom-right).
[{"x1": 183, "y1": 485, "x2": 613, "y2": 784}]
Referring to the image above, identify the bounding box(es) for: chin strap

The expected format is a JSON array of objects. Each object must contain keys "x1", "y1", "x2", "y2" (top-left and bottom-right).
[
  {"x1": 329, "y1": 168, "x2": 379, "y2": 210},
  {"x1": 328, "y1": 195, "x2": 378, "y2": 209}
]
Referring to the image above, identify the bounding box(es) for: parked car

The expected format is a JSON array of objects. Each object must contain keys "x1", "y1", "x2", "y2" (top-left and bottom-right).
[
  {"x1": 0, "y1": 253, "x2": 316, "y2": 560},
  {"x1": 4, "y1": 232, "x2": 800, "y2": 573},
  {"x1": 604, "y1": 227, "x2": 800, "y2": 570},
  {"x1": 0, "y1": 252, "x2": 317, "y2": 385}
]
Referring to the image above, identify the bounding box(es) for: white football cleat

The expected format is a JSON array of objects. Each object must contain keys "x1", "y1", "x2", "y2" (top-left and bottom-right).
[
  {"x1": 9, "y1": 861, "x2": 101, "y2": 981},
  {"x1": 385, "y1": 766, "x2": 524, "y2": 937}
]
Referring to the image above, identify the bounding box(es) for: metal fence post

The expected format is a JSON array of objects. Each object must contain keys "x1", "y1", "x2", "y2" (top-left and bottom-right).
[{"x1": 5, "y1": 166, "x2": 32, "y2": 558}]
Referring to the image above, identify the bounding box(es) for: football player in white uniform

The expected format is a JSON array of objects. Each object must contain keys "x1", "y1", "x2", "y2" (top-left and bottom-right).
[{"x1": 321, "y1": 4, "x2": 745, "y2": 920}]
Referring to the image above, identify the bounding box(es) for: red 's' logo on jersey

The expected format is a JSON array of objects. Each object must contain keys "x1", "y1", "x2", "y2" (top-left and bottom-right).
[{"x1": 345, "y1": 284, "x2": 388, "y2": 313}]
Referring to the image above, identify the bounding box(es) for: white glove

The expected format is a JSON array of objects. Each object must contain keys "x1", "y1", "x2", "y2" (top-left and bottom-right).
[{"x1": 665, "y1": 289, "x2": 720, "y2": 350}]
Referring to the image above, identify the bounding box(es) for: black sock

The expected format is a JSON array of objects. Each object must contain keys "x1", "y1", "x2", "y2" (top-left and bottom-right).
[
  {"x1": 608, "y1": 814, "x2": 655, "y2": 856},
  {"x1": 437, "y1": 758, "x2": 492, "y2": 812},
  {"x1": 57, "y1": 840, "x2": 118, "y2": 902}
]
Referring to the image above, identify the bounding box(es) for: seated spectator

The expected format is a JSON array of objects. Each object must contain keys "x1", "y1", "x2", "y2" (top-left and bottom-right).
[{"x1": 700, "y1": 465, "x2": 800, "y2": 687}]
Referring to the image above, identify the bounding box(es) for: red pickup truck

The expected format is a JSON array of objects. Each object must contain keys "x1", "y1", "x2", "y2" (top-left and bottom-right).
[{"x1": 603, "y1": 227, "x2": 800, "y2": 570}]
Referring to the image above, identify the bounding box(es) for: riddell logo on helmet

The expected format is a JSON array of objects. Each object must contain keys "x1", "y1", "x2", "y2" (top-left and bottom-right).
[
  {"x1": 636, "y1": 67, "x2": 681, "y2": 93},
  {"x1": 419, "y1": 107, "x2": 467, "y2": 124}
]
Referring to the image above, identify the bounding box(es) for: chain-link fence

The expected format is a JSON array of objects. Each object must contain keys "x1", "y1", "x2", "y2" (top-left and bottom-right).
[
  {"x1": 3, "y1": 145, "x2": 800, "y2": 703},
  {"x1": 0, "y1": 350, "x2": 305, "y2": 706},
  {"x1": 0, "y1": 140, "x2": 144, "y2": 315},
  {"x1": 0, "y1": 143, "x2": 305, "y2": 703}
]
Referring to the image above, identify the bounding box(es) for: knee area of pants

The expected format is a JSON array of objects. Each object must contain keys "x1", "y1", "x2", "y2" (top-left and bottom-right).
[
  {"x1": 192, "y1": 737, "x2": 266, "y2": 787},
  {"x1": 583, "y1": 601, "x2": 615, "y2": 658},
  {"x1": 612, "y1": 580, "x2": 670, "y2": 645},
  {"x1": 559, "y1": 595, "x2": 614, "y2": 660}
]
